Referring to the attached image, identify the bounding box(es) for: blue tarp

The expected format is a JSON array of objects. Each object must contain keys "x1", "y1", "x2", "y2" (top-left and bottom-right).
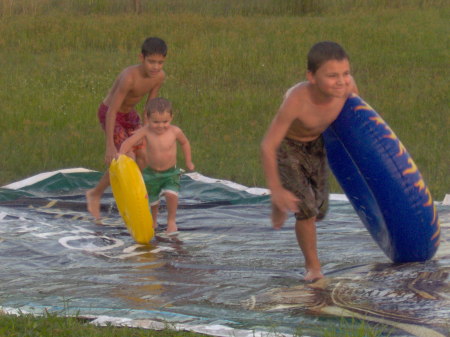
[{"x1": 1, "y1": 169, "x2": 449, "y2": 337}]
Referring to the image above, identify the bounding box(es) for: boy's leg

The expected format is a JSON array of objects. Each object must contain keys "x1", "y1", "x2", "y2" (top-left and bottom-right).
[
  {"x1": 294, "y1": 216, "x2": 323, "y2": 281},
  {"x1": 87, "y1": 107, "x2": 142, "y2": 219},
  {"x1": 86, "y1": 171, "x2": 110, "y2": 220},
  {"x1": 164, "y1": 192, "x2": 178, "y2": 233},
  {"x1": 151, "y1": 203, "x2": 159, "y2": 229}
]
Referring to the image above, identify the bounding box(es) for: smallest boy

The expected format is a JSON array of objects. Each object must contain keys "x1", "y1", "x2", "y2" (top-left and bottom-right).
[{"x1": 119, "y1": 97, "x2": 194, "y2": 234}]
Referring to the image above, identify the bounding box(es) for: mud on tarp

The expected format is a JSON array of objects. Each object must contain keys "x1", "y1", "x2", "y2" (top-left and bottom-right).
[{"x1": 0, "y1": 169, "x2": 449, "y2": 337}]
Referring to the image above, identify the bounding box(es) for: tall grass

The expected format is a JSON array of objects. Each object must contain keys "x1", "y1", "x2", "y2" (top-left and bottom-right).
[
  {"x1": 1, "y1": 0, "x2": 448, "y2": 16},
  {"x1": 0, "y1": 1, "x2": 448, "y2": 199}
]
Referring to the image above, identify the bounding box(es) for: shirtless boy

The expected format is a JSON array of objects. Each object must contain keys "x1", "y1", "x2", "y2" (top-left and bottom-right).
[
  {"x1": 119, "y1": 97, "x2": 194, "y2": 234},
  {"x1": 86, "y1": 37, "x2": 167, "y2": 220},
  {"x1": 260, "y1": 41, "x2": 358, "y2": 282}
]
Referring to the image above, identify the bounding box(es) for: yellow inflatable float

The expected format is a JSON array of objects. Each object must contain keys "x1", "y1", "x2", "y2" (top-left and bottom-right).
[{"x1": 109, "y1": 154, "x2": 154, "y2": 244}]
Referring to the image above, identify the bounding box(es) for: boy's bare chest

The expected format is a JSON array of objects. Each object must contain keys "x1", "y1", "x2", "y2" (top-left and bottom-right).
[
  {"x1": 130, "y1": 78, "x2": 158, "y2": 97},
  {"x1": 146, "y1": 133, "x2": 177, "y2": 151},
  {"x1": 287, "y1": 105, "x2": 342, "y2": 140}
]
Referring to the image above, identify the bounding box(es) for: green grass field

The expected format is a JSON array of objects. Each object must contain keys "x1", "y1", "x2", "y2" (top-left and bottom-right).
[{"x1": 0, "y1": 0, "x2": 448, "y2": 199}]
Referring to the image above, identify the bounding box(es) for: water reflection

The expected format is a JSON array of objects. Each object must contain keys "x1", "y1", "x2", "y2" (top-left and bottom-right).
[{"x1": 0, "y1": 192, "x2": 448, "y2": 337}]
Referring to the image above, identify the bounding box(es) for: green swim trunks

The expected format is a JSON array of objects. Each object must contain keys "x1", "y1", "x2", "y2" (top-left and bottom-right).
[
  {"x1": 143, "y1": 167, "x2": 182, "y2": 205},
  {"x1": 277, "y1": 136, "x2": 329, "y2": 221}
]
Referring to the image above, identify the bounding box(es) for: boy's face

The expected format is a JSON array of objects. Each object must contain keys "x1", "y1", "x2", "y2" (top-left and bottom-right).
[
  {"x1": 147, "y1": 110, "x2": 173, "y2": 134},
  {"x1": 140, "y1": 53, "x2": 165, "y2": 78},
  {"x1": 308, "y1": 59, "x2": 352, "y2": 98}
]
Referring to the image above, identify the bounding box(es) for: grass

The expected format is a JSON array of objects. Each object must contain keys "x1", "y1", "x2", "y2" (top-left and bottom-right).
[
  {"x1": 0, "y1": 311, "x2": 210, "y2": 337},
  {"x1": 320, "y1": 317, "x2": 391, "y2": 337},
  {"x1": 0, "y1": 1, "x2": 448, "y2": 199}
]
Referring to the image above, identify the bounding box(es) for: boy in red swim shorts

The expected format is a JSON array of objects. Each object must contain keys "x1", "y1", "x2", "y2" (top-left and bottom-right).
[
  {"x1": 86, "y1": 37, "x2": 167, "y2": 220},
  {"x1": 96, "y1": 103, "x2": 142, "y2": 151}
]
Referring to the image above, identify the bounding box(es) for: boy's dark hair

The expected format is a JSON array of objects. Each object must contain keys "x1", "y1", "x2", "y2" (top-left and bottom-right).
[
  {"x1": 307, "y1": 41, "x2": 349, "y2": 73},
  {"x1": 141, "y1": 37, "x2": 167, "y2": 57},
  {"x1": 145, "y1": 97, "x2": 172, "y2": 117}
]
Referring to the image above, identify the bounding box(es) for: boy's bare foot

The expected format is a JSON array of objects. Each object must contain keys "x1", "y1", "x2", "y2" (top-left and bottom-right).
[
  {"x1": 86, "y1": 189, "x2": 101, "y2": 220},
  {"x1": 166, "y1": 221, "x2": 178, "y2": 234},
  {"x1": 306, "y1": 277, "x2": 329, "y2": 289},
  {"x1": 271, "y1": 204, "x2": 287, "y2": 229},
  {"x1": 304, "y1": 269, "x2": 324, "y2": 283}
]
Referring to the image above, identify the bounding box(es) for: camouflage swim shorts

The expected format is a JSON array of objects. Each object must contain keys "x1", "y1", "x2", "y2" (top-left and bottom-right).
[{"x1": 277, "y1": 136, "x2": 329, "y2": 221}]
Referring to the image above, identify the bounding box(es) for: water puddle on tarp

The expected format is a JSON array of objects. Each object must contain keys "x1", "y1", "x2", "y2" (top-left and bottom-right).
[{"x1": 0, "y1": 169, "x2": 449, "y2": 337}]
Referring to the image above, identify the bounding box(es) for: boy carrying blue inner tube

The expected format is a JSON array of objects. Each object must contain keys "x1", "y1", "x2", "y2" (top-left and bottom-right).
[{"x1": 261, "y1": 41, "x2": 359, "y2": 282}]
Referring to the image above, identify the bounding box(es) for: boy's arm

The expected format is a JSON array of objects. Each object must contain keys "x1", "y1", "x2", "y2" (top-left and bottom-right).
[
  {"x1": 118, "y1": 127, "x2": 146, "y2": 156},
  {"x1": 176, "y1": 128, "x2": 194, "y2": 171},
  {"x1": 260, "y1": 94, "x2": 300, "y2": 213},
  {"x1": 104, "y1": 74, "x2": 133, "y2": 164}
]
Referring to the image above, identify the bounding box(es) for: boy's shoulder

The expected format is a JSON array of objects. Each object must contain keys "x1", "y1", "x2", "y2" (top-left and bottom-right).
[
  {"x1": 120, "y1": 64, "x2": 140, "y2": 75},
  {"x1": 115, "y1": 65, "x2": 165, "y2": 91},
  {"x1": 284, "y1": 81, "x2": 310, "y2": 100},
  {"x1": 115, "y1": 64, "x2": 140, "y2": 84},
  {"x1": 120, "y1": 64, "x2": 166, "y2": 80},
  {"x1": 169, "y1": 124, "x2": 182, "y2": 133}
]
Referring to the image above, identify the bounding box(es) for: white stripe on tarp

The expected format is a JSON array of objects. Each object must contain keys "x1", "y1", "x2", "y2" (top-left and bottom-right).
[
  {"x1": 185, "y1": 172, "x2": 270, "y2": 196},
  {"x1": 2, "y1": 168, "x2": 95, "y2": 190},
  {"x1": 185, "y1": 172, "x2": 348, "y2": 201},
  {"x1": 3, "y1": 168, "x2": 448, "y2": 203},
  {"x1": 443, "y1": 194, "x2": 450, "y2": 206},
  {"x1": 0, "y1": 306, "x2": 300, "y2": 337},
  {"x1": 91, "y1": 314, "x2": 298, "y2": 337}
]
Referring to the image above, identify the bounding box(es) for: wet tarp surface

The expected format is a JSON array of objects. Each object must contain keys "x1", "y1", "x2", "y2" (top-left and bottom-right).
[{"x1": 1, "y1": 170, "x2": 449, "y2": 337}]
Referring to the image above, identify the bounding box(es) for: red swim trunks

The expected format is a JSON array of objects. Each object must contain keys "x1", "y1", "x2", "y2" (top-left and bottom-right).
[{"x1": 97, "y1": 103, "x2": 143, "y2": 150}]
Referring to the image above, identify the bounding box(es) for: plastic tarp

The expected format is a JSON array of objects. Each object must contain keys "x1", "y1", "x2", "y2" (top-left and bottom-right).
[{"x1": 1, "y1": 169, "x2": 449, "y2": 337}]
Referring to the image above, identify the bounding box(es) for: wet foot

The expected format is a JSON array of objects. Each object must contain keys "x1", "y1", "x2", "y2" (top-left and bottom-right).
[
  {"x1": 166, "y1": 222, "x2": 178, "y2": 234},
  {"x1": 86, "y1": 189, "x2": 101, "y2": 220},
  {"x1": 304, "y1": 269, "x2": 324, "y2": 283},
  {"x1": 94, "y1": 219, "x2": 104, "y2": 226},
  {"x1": 306, "y1": 277, "x2": 329, "y2": 289}
]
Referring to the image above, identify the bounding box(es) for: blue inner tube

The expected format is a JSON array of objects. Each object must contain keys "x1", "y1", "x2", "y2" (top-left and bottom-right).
[{"x1": 323, "y1": 95, "x2": 440, "y2": 262}]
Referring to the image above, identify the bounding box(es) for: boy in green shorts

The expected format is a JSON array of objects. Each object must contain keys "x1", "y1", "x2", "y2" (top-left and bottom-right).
[
  {"x1": 119, "y1": 97, "x2": 194, "y2": 234},
  {"x1": 86, "y1": 37, "x2": 167, "y2": 220},
  {"x1": 261, "y1": 41, "x2": 358, "y2": 282}
]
